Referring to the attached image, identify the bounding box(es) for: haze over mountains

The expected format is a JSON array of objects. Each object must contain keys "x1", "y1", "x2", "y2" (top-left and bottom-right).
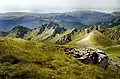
[{"x1": 0, "y1": 10, "x2": 120, "y2": 31}]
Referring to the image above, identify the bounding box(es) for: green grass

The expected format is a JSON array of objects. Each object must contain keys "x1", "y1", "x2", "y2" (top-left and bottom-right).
[
  {"x1": 103, "y1": 45, "x2": 120, "y2": 63},
  {"x1": 70, "y1": 31, "x2": 115, "y2": 48},
  {"x1": 68, "y1": 30, "x2": 86, "y2": 45},
  {"x1": 101, "y1": 45, "x2": 120, "y2": 76},
  {"x1": 90, "y1": 31, "x2": 115, "y2": 47},
  {"x1": 24, "y1": 29, "x2": 40, "y2": 39},
  {"x1": 31, "y1": 28, "x2": 55, "y2": 42},
  {"x1": 104, "y1": 25, "x2": 120, "y2": 44},
  {"x1": 0, "y1": 37, "x2": 120, "y2": 79},
  {"x1": 49, "y1": 29, "x2": 72, "y2": 43}
]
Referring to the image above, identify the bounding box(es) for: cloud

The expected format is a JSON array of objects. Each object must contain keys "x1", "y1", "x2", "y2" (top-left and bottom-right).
[{"x1": 0, "y1": 0, "x2": 119, "y2": 13}]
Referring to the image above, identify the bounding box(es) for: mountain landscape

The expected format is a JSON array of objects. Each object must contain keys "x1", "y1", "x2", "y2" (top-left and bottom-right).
[
  {"x1": 0, "y1": 11, "x2": 120, "y2": 79},
  {"x1": 0, "y1": 11, "x2": 118, "y2": 31}
]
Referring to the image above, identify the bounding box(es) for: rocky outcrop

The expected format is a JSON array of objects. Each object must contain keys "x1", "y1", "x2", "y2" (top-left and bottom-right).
[
  {"x1": 56, "y1": 28, "x2": 78, "y2": 44},
  {"x1": 64, "y1": 47, "x2": 109, "y2": 69},
  {"x1": 0, "y1": 31, "x2": 8, "y2": 36},
  {"x1": 7, "y1": 25, "x2": 31, "y2": 38},
  {"x1": 71, "y1": 28, "x2": 78, "y2": 34},
  {"x1": 37, "y1": 24, "x2": 46, "y2": 35},
  {"x1": 51, "y1": 22, "x2": 67, "y2": 36},
  {"x1": 37, "y1": 22, "x2": 66, "y2": 35},
  {"x1": 85, "y1": 26, "x2": 106, "y2": 34},
  {"x1": 25, "y1": 22, "x2": 67, "y2": 41},
  {"x1": 56, "y1": 34, "x2": 71, "y2": 44}
]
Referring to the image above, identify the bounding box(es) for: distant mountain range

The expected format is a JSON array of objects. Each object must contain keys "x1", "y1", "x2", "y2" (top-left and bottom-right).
[
  {"x1": 0, "y1": 11, "x2": 119, "y2": 31},
  {"x1": 112, "y1": 12, "x2": 120, "y2": 17},
  {"x1": 1, "y1": 21, "x2": 120, "y2": 47}
]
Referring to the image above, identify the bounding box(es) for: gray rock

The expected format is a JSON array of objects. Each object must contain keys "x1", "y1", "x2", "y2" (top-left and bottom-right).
[{"x1": 64, "y1": 47, "x2": 109, "y2": 69}]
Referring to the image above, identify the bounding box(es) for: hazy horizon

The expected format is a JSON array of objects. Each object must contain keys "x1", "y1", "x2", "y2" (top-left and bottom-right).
[{"x1": 0, "y1": 0, "x2": 119, "y2": 13}]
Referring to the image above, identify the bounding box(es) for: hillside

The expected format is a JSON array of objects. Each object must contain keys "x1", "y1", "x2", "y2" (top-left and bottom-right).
[
  {"x1": 94, "y1": 17, "x2": 120, "y2": 27},
  {"x1": 25, "y1": 22, "x2": 67, "y2": 42},
  {"x1": 112, "y1": 12, "x2": 120, "y2": 17},
  {"x1": 6, "y1": 25, "x2": 31, "y2": 38},
  {"x1": 2, "y1": 23, "x2": 117, "y2": 47},
  {"x1": 0, "y1": 37, "x2": 120, "y2": 79},
  {"x1": 0, "y1": 20, "x2": 120, "y2": 79},
  {"x1": 67, "y1": 11, "x2": 115, "y2": 25},
  {"x1": 76, "y1": 31, "x2": 114, "y2": 47},
  {"x1": 103, "y1": 25, "x2": 120, "y2": 44}
]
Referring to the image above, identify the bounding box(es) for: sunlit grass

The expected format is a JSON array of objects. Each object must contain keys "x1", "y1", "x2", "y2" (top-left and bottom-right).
[{"x1": 0, "y1": 37, "x2": 120, "y2": 79}]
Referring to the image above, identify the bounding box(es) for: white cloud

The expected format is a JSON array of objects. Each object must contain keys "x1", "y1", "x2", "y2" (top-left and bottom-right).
[{"x1": 0, "y1": 0, "x2": 119, "y2": 13}]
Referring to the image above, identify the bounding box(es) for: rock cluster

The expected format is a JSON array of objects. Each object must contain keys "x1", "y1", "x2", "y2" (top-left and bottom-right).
[{"x1": 64, "y1": 47, "x2": 109, "y2": 69}]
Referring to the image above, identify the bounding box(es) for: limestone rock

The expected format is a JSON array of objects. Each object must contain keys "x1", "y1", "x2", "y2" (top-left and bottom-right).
[{"x1": 64, "y1": 47, "x2": 109, "y2": 69}]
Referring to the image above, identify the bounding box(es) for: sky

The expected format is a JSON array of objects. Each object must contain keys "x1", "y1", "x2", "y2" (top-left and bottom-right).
[{"x1": 0, "y1": 0, "x2": 119, "y2": 13}]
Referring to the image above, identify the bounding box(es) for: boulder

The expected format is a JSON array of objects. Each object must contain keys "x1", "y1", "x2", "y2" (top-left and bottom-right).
[{"x1": 64, "y1": 47, "x2": 109, "y2": 69}]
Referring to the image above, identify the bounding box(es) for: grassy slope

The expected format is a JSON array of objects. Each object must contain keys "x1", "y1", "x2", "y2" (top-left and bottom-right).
[
  {"x1": 73, "y1": 31, "x2": 115, "y2": 48},
  {"x1": 49, "y1": 30, "x2": 72, "y2": 43},
  {"x1": 102, "y1": 45, "x2": 120, "y2": 76},
  {"x1": 24, "y1": 29, "x2": 40, "y2": 39},
  {"x1": 31, "y1": 28, "x2": 55, "y2": 42},
  {"x1": 25, "y1": 28, "x2": 55, "y2": 42},
  {"x1": 90, "y1": 31, "x2": 114, "y2": 47},
  {"x1": 104, "y1": 25, "x2": 120, "y2": 44},
  {"x1": 0, "y1": 37, "x2": 119, "y2": 79},
  {"x1": 103, "y1": 45, "x2": 120, "y2": 63},
  {"x1": 6, "y1": 31, "x2": 18, "y2": 38}
]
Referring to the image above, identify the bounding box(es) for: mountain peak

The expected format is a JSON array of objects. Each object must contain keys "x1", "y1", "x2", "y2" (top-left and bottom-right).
[
  {"x1": 47, "y1": 22, "x2": 60, "y2": 29},
  {"x1": 12, "y1": 25, "x2": 24, "y2": 30},
  {"x1": 7, "y1": 25, "x2": 31, "y2": 38}
]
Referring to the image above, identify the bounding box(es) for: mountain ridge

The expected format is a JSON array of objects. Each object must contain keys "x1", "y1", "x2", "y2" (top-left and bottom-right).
[
  {"x1": 1, "y1": 22, "x2": 119, "y2": 47},
  {"x1": 0, "y1": 10, "x2": 119, "y2": 31}
]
